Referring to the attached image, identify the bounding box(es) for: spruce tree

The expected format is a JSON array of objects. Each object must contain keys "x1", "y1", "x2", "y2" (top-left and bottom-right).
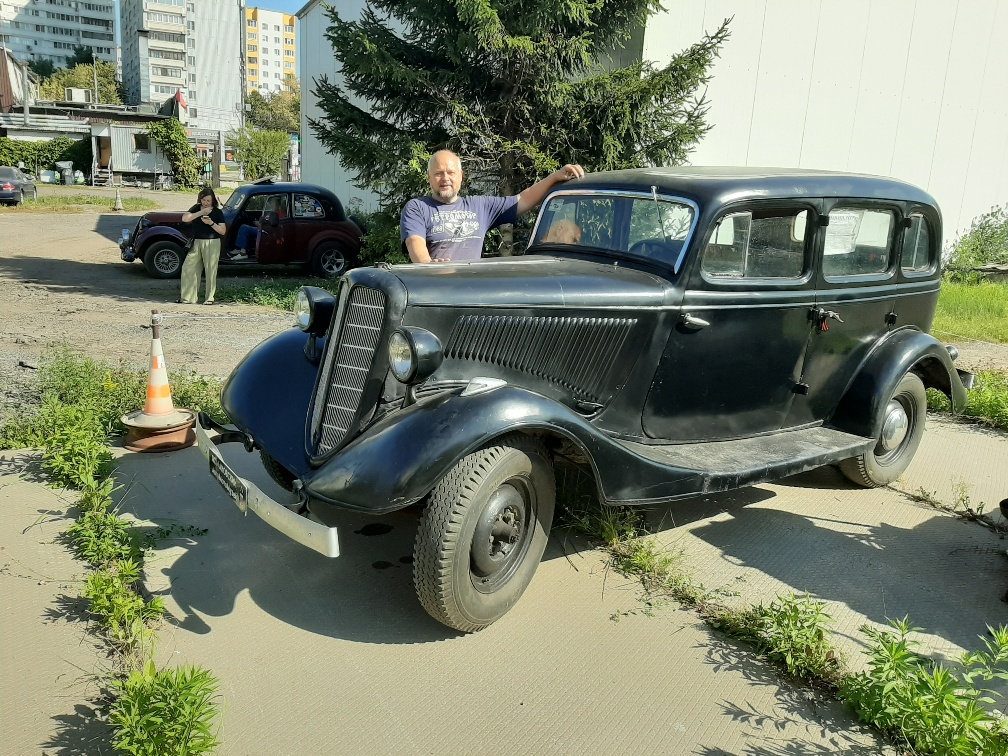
[{"x1": 310, "y1": 0, "x2": 730, "y2": 208}]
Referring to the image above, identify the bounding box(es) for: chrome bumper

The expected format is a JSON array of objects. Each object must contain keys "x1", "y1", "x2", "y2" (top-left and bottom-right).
[{"x1": 194, "y1": 415, "x2": 340, "y2": 558}]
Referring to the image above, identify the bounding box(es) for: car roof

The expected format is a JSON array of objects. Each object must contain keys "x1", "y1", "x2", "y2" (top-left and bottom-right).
[
  {"x1": 569, "y1": 166, "x2": 938, "y2": 209},
  {"x1": 239, "y1": 182, "x2": 343, "y2": 204}
]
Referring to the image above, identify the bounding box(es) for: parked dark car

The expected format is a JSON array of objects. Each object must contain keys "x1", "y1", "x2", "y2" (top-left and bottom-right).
[
  {"x1": 0, "y1": 166, "x2": 37, "y2": 205},
  {"x1": 195, "y1": 167, "x2": 973, "y2": 632},
  {"x1": 119, "y1": 180, "x2": 364, "y2": 278}
]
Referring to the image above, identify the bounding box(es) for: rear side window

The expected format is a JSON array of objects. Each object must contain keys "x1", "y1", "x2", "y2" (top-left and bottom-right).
[
  {"x1": 822, "y1": 208, "x2": 894, "y2": 278},
  {"x1": 293, "y1": 194, "x2": 325, "y2": 218},
  {"x1": 902, "y1": 215, "x2": 932, "y2": 274},
  {"x1": 701, "y1": 209, "x2": 807, "y2": 279}
]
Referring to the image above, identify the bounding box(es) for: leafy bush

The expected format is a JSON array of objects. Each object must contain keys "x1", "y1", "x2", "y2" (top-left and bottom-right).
[
  {"x1": 68, "y1": 509, "x2": 137, "y2": 566},
  {"x1": 945, "y1": 204, "x2": 1008, "y2": 283},
  {"x1": 38, "y1": 396, "x2": 113, "y2": 489},
  {"x1": 841, "y1": 618, "x2": 1008, "y2": 755},
  {"x1": 110, "y1": 660, "x2": 221, "y2": 756},
  {"x1": 148, "y1": 119, "x2": 202, "y2": 189},
  {"x1": 83, "y1": 560, "x2": 164, "y2": 651},
  {"x1": 225, "y1": 125, "x2": 290, "y2": 181},
  {"x1": 927, "y1": 370, "x2": 1008, "y2": 431},
  {"x1": 0, "y1": 136, "x2": 92, "y2": 174}
]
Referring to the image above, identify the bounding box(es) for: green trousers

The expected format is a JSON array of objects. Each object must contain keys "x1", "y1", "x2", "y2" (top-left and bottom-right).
[{"x1": 180, "y1": 238, "x2": 221, "y2": 304}]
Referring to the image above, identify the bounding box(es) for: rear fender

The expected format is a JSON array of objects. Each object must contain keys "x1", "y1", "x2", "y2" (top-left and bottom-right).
[
  {"x1": 221, "y1": 328, "x2": 320, "y2": 478},
  {"x1": 829, "y1": 328, "x2": 968, "y2": 439},
  {"x1": 301, "y1": 386, "x2": 703, "y2": 517}
]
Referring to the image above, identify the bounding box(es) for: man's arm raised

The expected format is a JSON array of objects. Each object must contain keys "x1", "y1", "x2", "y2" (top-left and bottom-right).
[{"x1": 515, "y1": 164, "x2": 585, "y2": 215}]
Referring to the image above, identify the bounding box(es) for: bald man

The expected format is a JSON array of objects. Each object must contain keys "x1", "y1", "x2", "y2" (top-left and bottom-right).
[{"x1": 401, "y1": 150, "x2": 585, "y2": 263}]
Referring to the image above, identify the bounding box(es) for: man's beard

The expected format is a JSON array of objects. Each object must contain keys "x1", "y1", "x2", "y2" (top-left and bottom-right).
[{"x1": 432, "y1": 187, "x2": 458, "y2": 202}]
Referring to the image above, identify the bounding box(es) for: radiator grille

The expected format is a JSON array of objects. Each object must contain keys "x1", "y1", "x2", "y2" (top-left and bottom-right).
[
  {"x1": 315, "y1": 286, "x2": 386, "y2": 455},
  {"x1": 444, "y1": 315, "x2": 636, "y2": 402}
]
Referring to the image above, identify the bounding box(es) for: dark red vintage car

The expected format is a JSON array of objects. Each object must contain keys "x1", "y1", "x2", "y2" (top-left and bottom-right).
[{"x1": 119, "y1": 180, "x2": 364, "y2": 278}]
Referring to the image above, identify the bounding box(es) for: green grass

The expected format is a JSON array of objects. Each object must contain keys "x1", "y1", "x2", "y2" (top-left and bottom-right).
[
  {"x1": 216, "y1": 276, "x2": 332, "y2": 311},
  {"x1": 934, "y1": 281, "x2": 1008, "y2": 344},
  {"x1": 0, "y1": 193, "x2": 159, "y2": 212},
  {"x1": 927, "y1": 370, "x2": 1008, "y2": 431}
]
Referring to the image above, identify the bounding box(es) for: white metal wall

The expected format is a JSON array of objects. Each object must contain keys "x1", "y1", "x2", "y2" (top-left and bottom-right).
[
  {"x1": 644, "y1": 0, "x2": 1008, "y2": 246},
  {"x1": 191, "y1": 0, "x2": 243, "y2": 135}
]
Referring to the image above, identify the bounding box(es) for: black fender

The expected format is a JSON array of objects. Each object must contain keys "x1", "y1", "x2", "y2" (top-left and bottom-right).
[
  {"x1": 221, "y1": 328, "x2": 320, "y2": 478},
  {"x1": 829, "y1": 328, "x2": 968, "y2": 439},
  {"x1": 135, "y1": 226, "x2": 189, "y2": 257},
  {"x1": 301, "y1": 386, "x2": 706, "y2": 519}
]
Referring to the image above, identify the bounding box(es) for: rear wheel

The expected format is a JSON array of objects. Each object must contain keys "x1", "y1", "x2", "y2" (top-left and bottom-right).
[
  {"x1": 31, "y1": 187, "x2": 37, "y2": 201},
  {"x1": 16, "y1": 190, "x2": 24, "y2": 206},
  {"x1": 143, "y1": 240, "x2": 185, "y2": 279},
  {"x1": 259, "y1": 450, "x2": 295, "y2": 491},
  {"x1": 414, "y1": 434, "x2": 555, "y2": 632},
  {"x1": 839, "y1": 372, "x2": 926, "y2": 487},
  {"x1": 310, "y1": 242, "x2": 351, "y2": 278}
]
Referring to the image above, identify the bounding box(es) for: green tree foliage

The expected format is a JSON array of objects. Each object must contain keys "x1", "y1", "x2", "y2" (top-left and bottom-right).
[
  {"x1": 68, "y1": 45, "x2": 96, "y2": 67},
  {"x1": 247, "y1": 77, "x2": 301, "y2": 135},
  {"x1": 309, "y1": 0, "x2": 730, "y2": 207},
  {"x1": 945, "y1": 204, "x2": 1008, "y2": 283},
  {"x1": 226, "y1": 125, "x2": 290, "y2": 180},
  {"x1": 38, "y1": 60, "x2": 123, "y2": 105},
  {"x1": 147, "y1": 119, "x2": 202, "y2": 188},
  {"x1": 28, "y1": 58, "x2": 56, "y2": 78},
  {"x1": 0, "y1": 136, "x2": 92, "y2": 174}
]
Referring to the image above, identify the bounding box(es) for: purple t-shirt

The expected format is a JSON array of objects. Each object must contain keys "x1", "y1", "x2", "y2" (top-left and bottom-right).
[{"x1": 401, "y1": 195, "x2": 519, "y2": 261}]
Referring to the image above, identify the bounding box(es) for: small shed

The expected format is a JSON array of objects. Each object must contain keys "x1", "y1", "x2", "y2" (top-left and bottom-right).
[{"x1": 90, "y1": 122, "x2": 171, "y2": 186}]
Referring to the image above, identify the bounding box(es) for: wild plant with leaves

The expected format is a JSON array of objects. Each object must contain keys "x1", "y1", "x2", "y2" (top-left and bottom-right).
[{"x1": 310, "y1": 0, "x2": 730, "y2": 211}]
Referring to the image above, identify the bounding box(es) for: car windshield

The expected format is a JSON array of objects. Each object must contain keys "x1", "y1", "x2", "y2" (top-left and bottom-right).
[
  {"x1": 0, "y1": 167, "x2": 17, "y2": 179},
  {"x1": 531, "y1": 192, "x2": 696, "y2": 267},
  {"x1": 222, "y1": 187, "x2": 250, "y2": 210}
]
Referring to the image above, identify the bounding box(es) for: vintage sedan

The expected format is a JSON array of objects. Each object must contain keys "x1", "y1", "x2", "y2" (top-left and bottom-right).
[
  {"x1": 119, "y1": 180, "x2": 364, "y2": 278},
  {"x1": 0, "y1": 165, "x2": 37, "y2": 205},
  {"x1": 195, "y1": 167, "x2": 973, "y2": 632}
]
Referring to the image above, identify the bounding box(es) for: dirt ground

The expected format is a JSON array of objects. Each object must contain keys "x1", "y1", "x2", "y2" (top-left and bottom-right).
[
  {"x1": 0, "y1": 185, "x2": 292, "y2": 421},
  {"x1": 1, "y1": 184, "x2": 1006, "y2": 423}
]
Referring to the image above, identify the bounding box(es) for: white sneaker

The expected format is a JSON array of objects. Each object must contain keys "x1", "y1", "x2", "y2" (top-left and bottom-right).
[{"x1": 231, "y1": 251, "x2": 247, "y2": 260}]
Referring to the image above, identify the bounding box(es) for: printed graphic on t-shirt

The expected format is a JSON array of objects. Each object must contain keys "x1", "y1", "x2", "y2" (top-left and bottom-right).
[{"x1": 431, "y1": 209, "x2": 481, "y2": 241}]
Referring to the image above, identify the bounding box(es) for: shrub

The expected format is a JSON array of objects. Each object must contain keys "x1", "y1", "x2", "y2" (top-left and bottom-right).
[
  {"x1": 0, "y1": 135, "x2": 93, "y2": 174},
  {"x1": 148, "y1": 119, "x2": 202, "y2": 189},
  {"x1": 82, "y1": 560, "x2": 164, "y2": 652},
  {"x1": 945, "y1": 204, "x2": 1008, "y2": 283},
  {"x1": 110, "y1": 660, "x2": 221, "y2": 756}
]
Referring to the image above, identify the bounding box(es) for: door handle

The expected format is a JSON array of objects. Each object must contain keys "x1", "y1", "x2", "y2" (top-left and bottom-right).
[{"x1": 680, "y1": 313, "x2": 710, "y2": 329}]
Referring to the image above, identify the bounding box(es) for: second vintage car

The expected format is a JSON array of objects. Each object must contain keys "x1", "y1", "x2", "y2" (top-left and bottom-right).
[
  {"x1": 195, "y1": 167, "x2": 973, "y2": 633},
  {"x1": 119, "y1": 180, "x2": 364, "y2": 278}
]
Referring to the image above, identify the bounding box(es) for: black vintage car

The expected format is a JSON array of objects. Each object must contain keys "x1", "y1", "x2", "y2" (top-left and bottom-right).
[{"x1": 195, "y1": 167, "x2": 973, "y2": 632}]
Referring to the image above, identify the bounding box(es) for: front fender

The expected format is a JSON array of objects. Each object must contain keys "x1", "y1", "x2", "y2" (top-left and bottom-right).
[
  {"x1": 135, "y1": 225, "x2": 189, "y2": 256},
  {"x1": 221, "y1": 328, "x2": 320, "y2": 478},
  {"x1": 301, "y1": 386, "x2": 705, "y2": 518},
  {"x1": 829, "y1": 328, "x2": 967, "y2": 439}
]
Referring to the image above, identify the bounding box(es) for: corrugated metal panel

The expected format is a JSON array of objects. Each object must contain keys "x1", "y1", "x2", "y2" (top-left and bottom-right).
[{"x1": 111, "y1": 126, "x2": 167, "y2": 173}]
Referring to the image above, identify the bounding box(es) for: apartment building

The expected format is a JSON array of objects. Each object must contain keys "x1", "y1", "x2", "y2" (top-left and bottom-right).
[
  {"x1": 0, "y1": 0, "x2": 116, "y2": 67},
  {"x1": 244, "y1": 5, "x2": 294, "y2": 94},
  {"x1": 120, "y1": 0, "x2": 243, "y2": 135}
]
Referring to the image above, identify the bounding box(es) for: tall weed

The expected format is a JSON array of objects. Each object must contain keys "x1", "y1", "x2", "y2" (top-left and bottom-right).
[{"x1": 945, "y1": 204, "x2": 1008, "y2": 283}]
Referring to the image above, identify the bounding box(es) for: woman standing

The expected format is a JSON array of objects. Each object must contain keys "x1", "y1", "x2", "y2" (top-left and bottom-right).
[{"x1": 179, "y1": 187, "x2": 226, "y2": 304}]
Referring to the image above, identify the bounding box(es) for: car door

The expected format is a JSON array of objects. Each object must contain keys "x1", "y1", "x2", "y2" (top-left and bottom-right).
[
  {"x1": 642, "y1": 203, "x2": 819, "y2": 442},
  {"x1": 785, "y1": 202, "x2": 902, "y2": 427},
  {"x1": 253, "y1": 193, "x2": 294, "y2": 264}
]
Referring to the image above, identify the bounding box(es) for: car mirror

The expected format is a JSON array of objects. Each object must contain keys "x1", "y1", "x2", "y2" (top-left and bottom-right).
[
  {"x1": 261, "y1": 211, "x2": 280, "y2": 228},
  {"x1": 23, "y1": 174, "x2": 35, "y2": 181}
]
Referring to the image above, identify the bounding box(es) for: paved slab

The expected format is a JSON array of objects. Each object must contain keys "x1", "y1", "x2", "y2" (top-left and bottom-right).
[{"x1": 2, "y1": 415, "x2": 1005, "y2": 754}]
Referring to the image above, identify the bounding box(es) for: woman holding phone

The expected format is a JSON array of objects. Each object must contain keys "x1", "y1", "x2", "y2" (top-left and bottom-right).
[{"x1": 179, "y1": 187, "x2": 226, "y2": 304}]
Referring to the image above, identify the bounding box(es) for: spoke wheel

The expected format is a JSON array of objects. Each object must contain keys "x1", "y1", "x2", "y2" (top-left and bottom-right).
[
  {"x1": 840, "y1": 372, "x2": 926, "y2": 487},
  {"x1": 414, "y1": 434, "x2": 555, "y2": 632},
  {"x1": 143, "y1": 241, "x2": 185, "y2": 279}
]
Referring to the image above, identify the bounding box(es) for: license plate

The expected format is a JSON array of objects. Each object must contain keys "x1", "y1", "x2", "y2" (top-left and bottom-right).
[{"x1": 209, "y1": 448, "x2": 249, "y2": 509}]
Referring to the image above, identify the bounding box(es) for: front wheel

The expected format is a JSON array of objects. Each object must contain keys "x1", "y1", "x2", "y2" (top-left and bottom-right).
[
  {"x1": 414, "y1": 434, "x2": 555, "y2": 632},
  {"x1": 310, "y1": 242, "x2": 351, "y2": 278},
  {"x1": 839, "y1": 372, "x2": 926, "y2": 487},
  {"x1": 32, "y1": 187, "x2": 38, "y2": 201},
  {"x1": 143, "y1": 240, "x2": 185, "y2": 278},
  {"x1": 16, "y1": 190, "x2": 24, "y2": 206}
]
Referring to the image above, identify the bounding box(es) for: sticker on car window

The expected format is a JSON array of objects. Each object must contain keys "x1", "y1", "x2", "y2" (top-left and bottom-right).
[{"x1": 825, "y1": 211, "x2": 861, "y2": 256}]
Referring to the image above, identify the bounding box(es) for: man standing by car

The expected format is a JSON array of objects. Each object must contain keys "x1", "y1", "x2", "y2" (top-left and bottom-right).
[{"x1": 401, "y1": 150, "x2": 585, "y2": 263}]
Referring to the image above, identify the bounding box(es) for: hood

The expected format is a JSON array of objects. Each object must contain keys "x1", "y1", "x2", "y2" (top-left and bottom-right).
[{"x1": 390, "y1": 255, "x2": 674, "y2": 309}]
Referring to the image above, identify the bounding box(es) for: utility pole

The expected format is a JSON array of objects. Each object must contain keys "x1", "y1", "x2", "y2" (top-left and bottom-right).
[
  {"x1": 21, "y1": 61, "x2": 31, "y2": 127},
  {"x1": 92, "y1": 54, "x2": 99, "y2": 105}
]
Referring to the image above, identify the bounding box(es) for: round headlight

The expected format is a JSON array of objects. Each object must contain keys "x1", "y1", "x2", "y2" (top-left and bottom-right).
[
  {"x1": 388, "y1": 331, "x2": 415, "y2": 382},
  {"x1": 295, "y1": 288, "x2": 311, "y2": 331}
]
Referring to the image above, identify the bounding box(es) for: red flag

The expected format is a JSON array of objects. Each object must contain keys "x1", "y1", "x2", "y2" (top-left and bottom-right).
[{"x1": 175, "y1": 89, "x2": 187, "y2": 109}]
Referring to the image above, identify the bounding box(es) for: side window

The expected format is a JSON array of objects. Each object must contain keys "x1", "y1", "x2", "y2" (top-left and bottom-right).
[
  {"x1": 822, "y1": 208, "x2": 894, "y2": 278},
  {"x1": 901, "y1": 214, "x2": 932, "y2": 274},
  {"x1": 243, "y1": 194, "x2": 268, "y2": 213},
  {"x1": 701, "y1": 209, "x2": 807, "y2": 279},
  {"x1": 293, "y1": 194, "x2": 325, "y2": 218}
]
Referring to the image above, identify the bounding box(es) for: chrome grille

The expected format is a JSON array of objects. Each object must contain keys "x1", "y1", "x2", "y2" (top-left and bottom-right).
[
  {"x1": 444, "y1": 315, "x2": 636, "y2": 402},
  {"x1": 315, "y1": 286, "x2": 386, "y2": 455}
]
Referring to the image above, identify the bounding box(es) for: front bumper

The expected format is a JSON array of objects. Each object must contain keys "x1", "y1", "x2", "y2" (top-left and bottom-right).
[
  {"x1": 119, "y1": 236, "x2": 136, "y2": 262},
  {"x1": 194, "y1": 413, "x2": 340, "y2": 558}
]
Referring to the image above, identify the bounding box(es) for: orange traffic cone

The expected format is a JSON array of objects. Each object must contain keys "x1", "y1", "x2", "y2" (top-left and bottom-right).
[{"x1": 121, "y1": 310, "x2": 196, "y2": 452}]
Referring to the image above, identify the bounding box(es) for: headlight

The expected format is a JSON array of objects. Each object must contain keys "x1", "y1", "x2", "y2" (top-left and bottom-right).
[
  {"x1": 294, "y1": 286, "x2": 336, "y2": 335},
  {"x1": 388, "y1": 327, "x2": 443, "y2": 385},
  {"x1": 388, "y1": 331, "x2": 414, "y2": 382}
]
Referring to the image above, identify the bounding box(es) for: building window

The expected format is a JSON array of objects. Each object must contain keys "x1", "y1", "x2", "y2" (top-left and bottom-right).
[
  {"x1": 247, "y1": 18, "x2": 256, "y2": 27},
  {"x1": 274, "y1": 24, "x2": 280, "y2": 31},
  {"x1": 284, "y1": 61, "x2": 293, "y2": 69},
  {"x1": 248, "y1": 56, "x2": 257, "y2": 65},
  {"x1": 247, "y1": 44, "x2": 256, "y2": 52},
  {"x1": 189, "y1": 73, "x2": 195, "y2": 82},
  {"x1": 274, "y1": 72, "x2": 280, "y2": 79},
  {"x1": 284, "y1": 25, "x2": 294, "y2": 33},
  {"x1": 187, "y1": 55, "x2": 195, "y2": 64},
  {"x1": 190, "y1": 107, "x2": 197, "y2": 117},
  {"x1": 284, "y1": 37, "x2": 293, "y2": 46},
  {"x1": 133, "y1": 134, "x2": 151, "y2": 152},
  {"x1": 247, "y1": 32, "x2": 256, "y2": 39},
  {"x1": 187, "y1": 38, "x2": 194, "y2": 48}
]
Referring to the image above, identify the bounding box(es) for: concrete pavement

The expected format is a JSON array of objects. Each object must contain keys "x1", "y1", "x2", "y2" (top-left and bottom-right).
[{"x1": 2, "y1": 416, "x2": 1005, "y2": 754}]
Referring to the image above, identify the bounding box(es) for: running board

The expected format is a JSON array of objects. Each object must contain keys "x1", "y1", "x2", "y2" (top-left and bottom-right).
[{"x1": 608, "y1": 426, "x2": 874, "y2": 505}]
